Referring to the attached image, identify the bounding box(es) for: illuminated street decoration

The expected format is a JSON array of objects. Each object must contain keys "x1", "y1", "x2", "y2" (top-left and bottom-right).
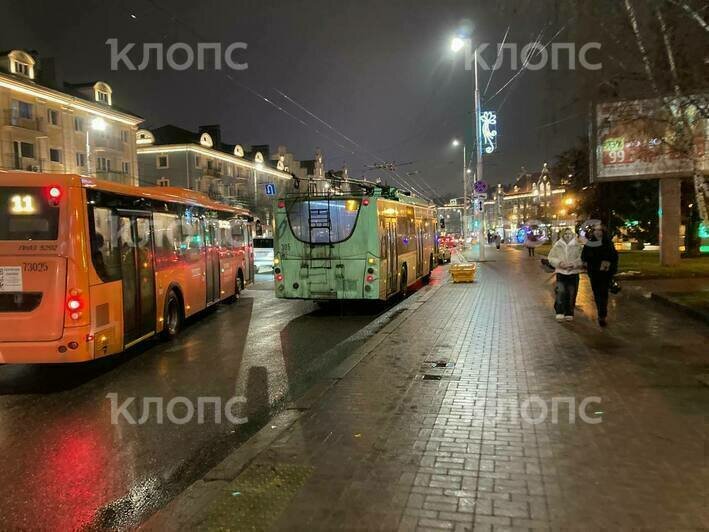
[{"x1": 480, "y1": 111, "x2": 497, "y2": 154}]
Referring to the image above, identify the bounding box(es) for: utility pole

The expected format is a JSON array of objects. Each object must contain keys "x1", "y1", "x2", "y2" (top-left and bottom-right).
[
  {"x1": 473, "y1": 49, "x2": 486, "y2": 261},
  {"x1": 462, "y1": 144, "x2": 468, "y2": 243}
]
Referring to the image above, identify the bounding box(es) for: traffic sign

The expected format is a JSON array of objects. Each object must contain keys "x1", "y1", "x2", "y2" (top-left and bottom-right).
[
  {"x1": 473, "y1": 180, "x2": 488, "y2": 194},
  {"x1": 264, "y1": 183, "x2": 276, "y2": 196}
]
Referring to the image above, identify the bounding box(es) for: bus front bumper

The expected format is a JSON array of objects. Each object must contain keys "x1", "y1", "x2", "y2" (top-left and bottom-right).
[
  {"x1": 274, "y1": 260, "x2": 380, "y2": 300},
  {"x1": 0, "y1": 326, "x2": 95, "y2": 364}
]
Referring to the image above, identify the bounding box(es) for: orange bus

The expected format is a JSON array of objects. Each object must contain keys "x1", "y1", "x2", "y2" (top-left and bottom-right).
[{"x1": 0, "y1": 171, "x2": 255, "y2": 363}]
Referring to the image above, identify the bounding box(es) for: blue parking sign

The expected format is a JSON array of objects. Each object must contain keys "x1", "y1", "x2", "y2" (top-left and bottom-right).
[{"x1": 264, "y1": 183, "x2": 276, "y2": 196}]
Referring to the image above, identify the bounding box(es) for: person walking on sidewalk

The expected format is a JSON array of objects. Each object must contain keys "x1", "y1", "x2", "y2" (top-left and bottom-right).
[
  {"x1": 581, "y1": 224, "x2": 618, "y2": 327},
  {"x1": 548, "y1": 228, "x2": 584, "y2": 322},
  {"x1": 494, "y1": 233, "x2": 501, "y2": 250},
  {"x1": 524, "y1": 233, "x2": 537, "y2": 256}
]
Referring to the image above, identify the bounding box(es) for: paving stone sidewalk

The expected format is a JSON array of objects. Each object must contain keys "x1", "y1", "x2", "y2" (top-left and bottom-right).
[{"x1": 157, "y1": 247, "x2": 709, "y2": 531}]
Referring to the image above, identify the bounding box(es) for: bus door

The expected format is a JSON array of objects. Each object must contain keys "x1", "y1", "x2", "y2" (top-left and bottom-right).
[
  {"x1": 386, "y1": 219, "x2": 398, "y2": 296},
  {"x1": 204, "y1": 221, "x2": 220, "y2": 305},
  {"x1": 246, "y1": 222, "x2": 255, "y2": 283},
  {"x1": 117, "y1": 212, "x2": 156, "y2": 345},
  {"x1": 416, "y1": 221, "x2": 424, "y2": 277}
]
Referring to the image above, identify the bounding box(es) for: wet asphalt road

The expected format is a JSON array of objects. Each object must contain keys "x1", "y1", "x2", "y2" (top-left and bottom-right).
[{"x1": 0, "y1": 273, "x2": 408, "y2": 530}]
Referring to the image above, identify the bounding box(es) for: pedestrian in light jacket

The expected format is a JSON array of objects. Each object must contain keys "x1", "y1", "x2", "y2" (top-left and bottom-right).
[
  {"x1": 547, "y1": 228, "x2": 584, "y2": 321},
  {"x1": 581, "y1": 224, "x2": 618, "y2": 327}
]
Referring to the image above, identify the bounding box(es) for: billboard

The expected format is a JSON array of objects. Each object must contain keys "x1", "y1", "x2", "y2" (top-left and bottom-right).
[{"x1": 591, "y1": 96, "x2": 708, "y2": 182}]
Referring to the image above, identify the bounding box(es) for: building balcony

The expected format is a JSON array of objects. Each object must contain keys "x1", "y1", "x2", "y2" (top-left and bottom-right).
[
  {"x1": 0, "y1": 157, "x2": 46, "y2": 172},
  {"x1": 2, "y1": 110, "x2": 43, "y2": 131},
  {"x1": 93, "y1": 135, "x2": 127, "y2": 152},
  {"x1": 95, "y1": 170, "x2": 133, "y2": 184}
]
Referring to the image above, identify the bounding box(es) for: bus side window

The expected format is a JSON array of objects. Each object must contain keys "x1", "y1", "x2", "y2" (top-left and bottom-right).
[
  {"x1": 154, "y1": 213, "x2": 180, "y2": 266},
  {"x1": 90, "y1": 206, "x2": 121, "y2": 282},
  {"x1": 231, "y1": 219, "x2": 246, "y2": 248},
  {"x1": 217, "y1": 219, "x2": 233, "y2": 252}
]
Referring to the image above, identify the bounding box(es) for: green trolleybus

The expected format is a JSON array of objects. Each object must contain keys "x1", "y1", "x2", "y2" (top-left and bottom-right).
[{"x1": 273, "y1": 180, "x2": 438, "y2": 300}]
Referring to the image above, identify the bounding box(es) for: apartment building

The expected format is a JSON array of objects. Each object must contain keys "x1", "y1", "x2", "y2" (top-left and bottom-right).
[
  {"x1": 0, "y1": 49, "x2": 143, "y2": 184},
  {"x1": 136, "y1": 124, "x2": 295, "y2": 223}
]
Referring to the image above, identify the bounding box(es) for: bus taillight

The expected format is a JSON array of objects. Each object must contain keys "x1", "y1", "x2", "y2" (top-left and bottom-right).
[
  {"x1": 47, "y1": 185, "x2": 62, "y2": 206},
  {"x1": 66, "y1": 290, "x2": 83, "y2": 320}
]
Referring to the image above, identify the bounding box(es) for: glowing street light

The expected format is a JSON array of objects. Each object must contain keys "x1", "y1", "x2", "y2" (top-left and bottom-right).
[
  {"x1": 451, "y1": 139, "x2": 460, "y2": 147},
  {"x1": 450, "y1": 36, "x2": 466, "y2": 53},
  {"x1": 91, "y1": 117, "x2": 107, "y2": 131}
]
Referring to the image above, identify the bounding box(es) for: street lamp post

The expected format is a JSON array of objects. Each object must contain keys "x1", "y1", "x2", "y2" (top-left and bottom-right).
[
  {"x1": 452, "y1": 36, "x2": 485, "y2": 260},
  {"x1": 452, "y1": 139, "x2": 468, "y2": 244},
  {"x1": 85, "y1": 117, "x2": 107, "y2": 176}
]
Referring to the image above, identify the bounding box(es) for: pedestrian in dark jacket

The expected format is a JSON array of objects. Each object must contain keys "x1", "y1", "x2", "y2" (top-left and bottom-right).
[{"x1": 581, "y1": 224, "x2": 618, "y2": 327}]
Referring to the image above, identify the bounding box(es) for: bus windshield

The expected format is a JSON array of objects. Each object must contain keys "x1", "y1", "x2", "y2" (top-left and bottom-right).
[
  {"x1": 0, "y1": 187, "x2": 60, "y2": 241},
  {"x1": 286, "y1": 199, "x2": 361, "y2": 244}
]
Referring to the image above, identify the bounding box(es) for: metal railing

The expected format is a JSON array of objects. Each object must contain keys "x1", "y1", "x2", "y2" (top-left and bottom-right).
[
  {"x1": 95, "y1": 170, "x2": 132, "y2": 184},
  {"x1": 93, "y1": 134, "x2": 126, "y2": 151}
]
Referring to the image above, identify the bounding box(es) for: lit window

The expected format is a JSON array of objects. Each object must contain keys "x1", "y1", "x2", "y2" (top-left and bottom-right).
[
  {"x1": 13, "y1": 60, "x2": 30, "y2": 77},
  {"x1": 19, "y1": 142, "x2": 35, "y2": 158},
  {"x1": 47, "y1": 109, "x2": 60, "y2": 126},
  {"x1": 15, "y1": 101, "x2": 33, "y2": 119},
  {"x1": 97, "y1": 157, "x2": 110, "y2": 172}
]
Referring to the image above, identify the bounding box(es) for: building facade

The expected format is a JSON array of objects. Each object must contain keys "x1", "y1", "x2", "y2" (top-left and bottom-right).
[
  {"x1": 135, "y1": 124, "x2": 296, "y2": 225},
  {"x1": 0, "y1": 50, "x2": 142, "y2": 184},
  {"x1": 485, "y1": 164, "x2": 578, "y2": 241}
]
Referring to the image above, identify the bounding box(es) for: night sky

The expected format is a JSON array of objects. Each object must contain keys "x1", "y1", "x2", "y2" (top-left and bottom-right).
[{"x1": 3, "y1": 0, "x2": 590, "y2": 199}]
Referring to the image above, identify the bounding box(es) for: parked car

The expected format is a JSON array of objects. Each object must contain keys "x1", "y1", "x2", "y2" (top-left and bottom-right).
[{"x1": 253, "y1": 237, "x2": 274, "y2": 273}]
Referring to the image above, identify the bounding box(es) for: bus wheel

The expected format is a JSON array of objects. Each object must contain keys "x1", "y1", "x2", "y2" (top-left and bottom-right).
[
  {"x1": 161, "y1": 290, "x2": 183, "y2": 339},
  {"x1": 225, "y1": 271, "x2": 244, "y2": 304},
  {"x1": 399, "y1": 266, "x2": 408, "y2": 297},
  {"x1": 237, "y1": 270, "x2": 245, "y2": 293}
]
